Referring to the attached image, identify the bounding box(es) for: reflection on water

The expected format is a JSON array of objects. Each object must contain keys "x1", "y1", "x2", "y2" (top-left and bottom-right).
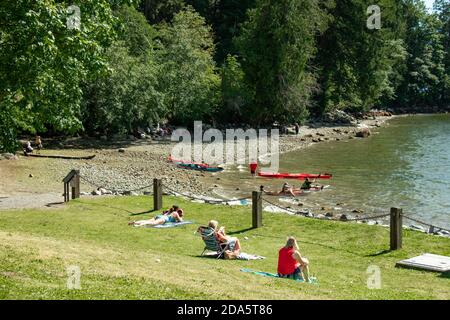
[{"x1": 204, "y1": 114, "x2": 450, "y2": 229}]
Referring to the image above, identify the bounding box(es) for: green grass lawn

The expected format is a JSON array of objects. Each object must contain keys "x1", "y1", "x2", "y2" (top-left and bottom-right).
[{"x1": 0, "y1": 196, "x2": 449, "y2": 300}]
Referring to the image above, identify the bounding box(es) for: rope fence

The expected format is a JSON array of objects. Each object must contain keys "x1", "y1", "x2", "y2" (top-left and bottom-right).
[
  {"x1": 79, "y1": 174, "x2": 250, "y2": 204},
  {"x1": 79, "y1": 175, "x2": 154, "y2": 194},
  {"x1": 403, "y1": 214, "x2": 450, "y2": 234},
  {"x1": 67, "y1": 171, "x2": 450, "y2": 238},
  {"x1": 163, "y1": 183, "x2": 251, "y2": 204},
  {"x1": 262, "y1": 198, "x2": 303, "y2": 215},
  {"x1": 262, "y1": 197, "x2": 391, "y2": 222}
]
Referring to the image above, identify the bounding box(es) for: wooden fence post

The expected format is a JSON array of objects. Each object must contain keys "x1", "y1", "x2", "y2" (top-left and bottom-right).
[
  {"x1": 252, "y1": 191, "x2": 262, "y2": 228},
  {"x1": 153, "y1": 179, "x2": 163, "y2": 211},
  {"x1": 390, "y1": 207, "x2": 403, "y2": 250},
  {"x1": 72, "y1": 170, "x2": 80, "y2": 200},
  {"x1": 63, "y1": 169, "x2": 80, "y2": 202},
  {"x1": 64, "y1": 183, "x2": 68, "y2": 202}
]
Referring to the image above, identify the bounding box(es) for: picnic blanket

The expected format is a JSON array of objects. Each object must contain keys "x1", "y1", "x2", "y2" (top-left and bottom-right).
[
  {"x1": 150, "y1": 221, "x2": 194, "y2": 229},
  {"x1": 237, "y1": 253, "x2": 266, "y2": 261},
  {"x1": 240, "y1": 268, "x2": 318, "y2": 284}
]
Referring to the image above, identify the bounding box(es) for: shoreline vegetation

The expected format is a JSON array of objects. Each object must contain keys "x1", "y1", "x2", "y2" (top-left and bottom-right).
[
  {"x1": 0, "y1": 196, "x2": 449, "y2": 300},
  {"x1": 2, "y1": 1, "x2": 449, "y2": 155}
]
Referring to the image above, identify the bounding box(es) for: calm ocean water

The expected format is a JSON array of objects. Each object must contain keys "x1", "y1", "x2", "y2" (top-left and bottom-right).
[{"x1": 209, "y1": 114, "x2": 450, "y2": 229}]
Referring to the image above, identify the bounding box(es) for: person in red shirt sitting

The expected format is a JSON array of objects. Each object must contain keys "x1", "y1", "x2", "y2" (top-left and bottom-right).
[{"x1": 277, "y1": 236, "x2": 310, "y2": 282}]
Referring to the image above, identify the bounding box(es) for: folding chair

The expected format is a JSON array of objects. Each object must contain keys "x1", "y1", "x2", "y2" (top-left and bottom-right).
[{"x1": 197, "y1": 226, "x2": 228, "y2": 259}]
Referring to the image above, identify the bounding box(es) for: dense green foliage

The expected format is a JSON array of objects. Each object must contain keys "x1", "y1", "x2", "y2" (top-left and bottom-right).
[
  {"x1": 434, "y1": 0, "x2": 450, "y2": 105},
  {"x1": 157, "y1": 7, "x2": 221, "y2": 125},
  {"x1": 186, "y1": 0, "x2": 257, "y2": 62},
  {"x1": 235, "y1": 0, "x2": 330, "y2": 125},
  {"x1": 1, "y1": 0, "x2": 449, "y2": 151},
  {"x1": 0, "y1": 0, "x2": 133, "y2": 151},
  {"x1": 81, "y1": 6, "x2": 164, "y2": 135},
  {"x1": 315, "y1": 0, "x2": 407, "y2": 113},
  {"x1": 219, "y1": 55, "x2": 253, "y2": 123},
  {"x1": 394, "y1": 1, "x2": 448, "y2": 108}
]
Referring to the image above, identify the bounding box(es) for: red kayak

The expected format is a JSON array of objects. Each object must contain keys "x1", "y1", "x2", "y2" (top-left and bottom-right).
[{"x1": 258, "y1": 172, "x2": 333, "y2": 180}]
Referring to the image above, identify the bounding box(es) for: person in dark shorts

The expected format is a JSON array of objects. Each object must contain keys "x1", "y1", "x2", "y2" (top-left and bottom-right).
[{"x1": 277, "y1": 237, "x2": 310, "y2": 281}]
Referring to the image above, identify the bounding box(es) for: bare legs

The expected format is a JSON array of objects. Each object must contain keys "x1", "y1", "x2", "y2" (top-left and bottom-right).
[
  {"x1": 129, "y1": 218, "x2": 166, "y2": 227},
  {"x1": 299, "y1": 258, "x2": 310, "y2": 282}
]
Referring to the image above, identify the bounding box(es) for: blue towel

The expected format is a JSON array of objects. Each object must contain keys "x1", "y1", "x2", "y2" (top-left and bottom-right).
[
  {"x1": 240, "y1": 268, "x2": 318, "y2": 284},
  {"x1": 151, "y1": 221, "x2": 194, "y2": 229}
]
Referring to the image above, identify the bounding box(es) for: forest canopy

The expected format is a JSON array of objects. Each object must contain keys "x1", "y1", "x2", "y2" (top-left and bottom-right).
[{"x1": 1, "y1": 0, "x2": 449, "y2": 152}]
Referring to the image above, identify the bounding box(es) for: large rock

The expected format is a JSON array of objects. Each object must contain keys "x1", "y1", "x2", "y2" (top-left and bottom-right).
[
  {"x1": 410, "y1": 224, "x2": 426, "y2": 232},
  {"x1": 355, "y1": 128, "x2": 371, "y2": 138},
  {"x1": 362, "y1": 110, "x2": 392, "y2": 118},
  {"x1": 1, "y1": 153, "x2": 17, "y2": 160},
  {"x1": 323, "y1": 110, "x2": 357, "y2": 125},
  {"x1": 99, "y1": 188, "x2": 112, "y2": 195}
]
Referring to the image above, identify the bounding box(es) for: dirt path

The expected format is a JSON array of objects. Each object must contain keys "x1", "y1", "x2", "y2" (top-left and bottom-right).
[{"x1": 0, "y1": 193, "x2": 64, "y2": 211}]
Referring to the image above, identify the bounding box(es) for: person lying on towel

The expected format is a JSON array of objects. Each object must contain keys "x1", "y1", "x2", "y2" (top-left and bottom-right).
[
  {"x1": 278, "y1": 236, "x2": 310, "y2": 282},
  {"x1": 208, "y1": 220, "x2": 242, "y2": 259},
  {"x1": 163, "y1": 204, "x2": 180, "y2": 215},
  {"x1": 129, "y1": 208, "x2": 184, "y2": 227}
]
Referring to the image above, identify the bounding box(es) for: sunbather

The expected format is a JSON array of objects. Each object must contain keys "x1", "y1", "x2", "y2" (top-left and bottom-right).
[
  {"x1": 277, "y1": 236, "x2": 310, "y2": 282},
  {"x1": 260, "y1": 184, "x2": 303, "y2": 197},
  {"x1": 129, "y1": 208, "x2": 184, "y2": 227},
  {"x1": 163, "y1": 205, "x2": 179, "y2": 215},
  {"x1": 208, "y1": 220, "x2": 241, "y2": 259},
  {"x1": 23, "y1": 141, "x2": 33, "y2": 155}
]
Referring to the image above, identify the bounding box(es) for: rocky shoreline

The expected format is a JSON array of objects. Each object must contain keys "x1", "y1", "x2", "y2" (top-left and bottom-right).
[
  {"x1": 2, "y1": 112, "x2": 450, "y2": 237},
  {"x1": 1, "y1": 113, "x2": 391, "y2": 197}
]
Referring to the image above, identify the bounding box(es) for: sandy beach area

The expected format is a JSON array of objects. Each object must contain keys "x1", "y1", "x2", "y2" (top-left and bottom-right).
[{"x1": 0, "y1": 116, "x2": 391, "y2": 210}]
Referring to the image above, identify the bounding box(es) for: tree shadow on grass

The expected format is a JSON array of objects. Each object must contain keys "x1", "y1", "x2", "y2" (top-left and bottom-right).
[
  {"x1": 365, "y1": 249, "x2": 393, "y2": 257},
  {"x1": 78, "y1": 201, "x2": 152, "y2": 216},
  {"x1": 130, "y1": 209, "x2": 158, "y2": 216},
  {"x1": 45, "y1": 202, "x2": 65, "y2": 208},
  {"x1": 438, "y1": 272, "x2": 450, "y2": 279},
  {"x1": 228, "y1": 227, "x2": 258, "y2": 235},
  {"x1": 189, "y1": 253, "x2": 222, "y2": 260}
]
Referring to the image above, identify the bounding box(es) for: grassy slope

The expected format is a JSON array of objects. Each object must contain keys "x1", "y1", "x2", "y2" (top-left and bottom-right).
[{"x1": 0, "y1": 196, "x2": 449, "y2": 300}]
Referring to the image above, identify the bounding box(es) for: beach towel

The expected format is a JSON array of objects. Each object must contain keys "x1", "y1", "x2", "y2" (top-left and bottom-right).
[
  {"x1": 151, "y1": 221, "x2": 194, "y2": 229},
  {"x1": 236, "y1": 253, "x2": 266, "y2": 261},
  {"x1": 240, "y1": 268, "x2": 318, "y2": 284}
]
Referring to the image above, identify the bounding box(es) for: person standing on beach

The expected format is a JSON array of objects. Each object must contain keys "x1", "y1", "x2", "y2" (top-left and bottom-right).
[
  {"x1": 250, "y1": 161, "x2": 258, "y2": 176},
  {"x1": 294, "y1": 123, "x2": 300, "y2": 135},
  {"x1": 35, "y1": 135, "x2": 43, "y2": 154}
]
